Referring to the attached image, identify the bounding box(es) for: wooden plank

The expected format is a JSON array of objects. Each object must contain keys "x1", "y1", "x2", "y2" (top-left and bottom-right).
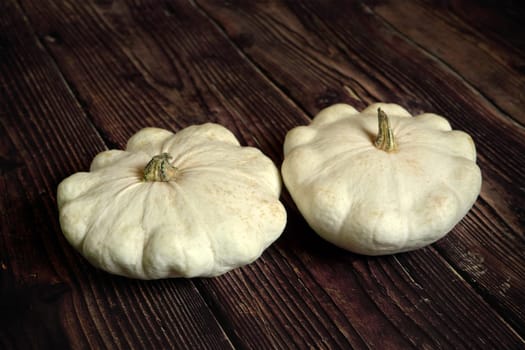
[
  {"x1": 295, "y1": 1, "x2": 525, "y2": 336},
  {"x1": 0, "y1": 1, "x2": 233, "y2": 349},
  {"x1": 197, "y1": 0, "x2": 385, "y2": 114},
  {"x1": 370, "y1": 0, "x2": 525, "y2": 127},
  {"x1": 98, "y1": 0, "x2": 524, "y2": 345},
  {"x1": 11, "y1": 0, "x2": 525, "y2": 348},
  {"x1": 442, "y1": 0, "x2": 525, "y2": 55},
  {"x1": 280, "y1": 212, "x2": 525, "y2": 349},
  {"x1": 14, "y1": 0, "x2": 357, "y2": 348},
  {"x1": 194, "y1": 0, "x2": 525, "y2": 238},
  {"x1": 196, "y1": 0, "x2": 525, "y2": 340},
  {"x1": 434, "y1": 195, "x2": 525, "y2": 332}
]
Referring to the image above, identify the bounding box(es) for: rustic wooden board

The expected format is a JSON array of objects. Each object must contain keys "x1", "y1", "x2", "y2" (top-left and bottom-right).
[
  {"x1": 1, "y1": 0, "x2": 524, "y2": 348},
  {"x1": 196, "y1": 0, "x2": 525, "y2": 336},
  {"x1": 371, "y1": 0, "x2": 525, "y2": 126},
  {"x1": 0, "y1": 1, "x2": 232, "y2": 348},
  {"x1": 442, "y1": 0, "x2": 525, "y2": 55}
]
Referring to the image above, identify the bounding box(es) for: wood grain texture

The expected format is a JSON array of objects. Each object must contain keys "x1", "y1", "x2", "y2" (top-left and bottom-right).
[
  {"x1": 276, "y1": 215, "x2": 525, "y2": 349},
  {"x1": 197, "y1": 0, "x2": 525, "y2": 337},
  {"x1": 1, "y1": 0, "x2": 524, "y2": 348},
  {"x1": 0, "y1": 0, "x2": 232, "y2": 348},
  {"x1": 14, "y1": 0, "x2": 345, "y2": 348},
  {"x1": 370, "y1": 0, "x2": 525, "y2": 127},
  {"x1": 18, "y1": 0, "x2": 362, "y2": 347},
  {"x1": 441, "y1": 0, "x2": 525, "y2": 55}
]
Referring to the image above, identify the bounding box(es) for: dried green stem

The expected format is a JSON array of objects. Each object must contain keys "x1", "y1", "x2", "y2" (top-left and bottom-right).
[
  {"x1": 374, "y1": 108, "x2": 396, "y2": 152},
  {"x1": 143, "y1": 153, "x2": 178, "y2": 182}
]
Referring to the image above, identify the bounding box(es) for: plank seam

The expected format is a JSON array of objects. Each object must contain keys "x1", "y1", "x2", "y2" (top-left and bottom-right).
[
  {"x1": 13, "y1": 0, "x2": 116, "y2": 151},
  {"x1": 431, "y1": 244, "x2": 525, "y2": 343},
  {"x1": 189, "y1": 0, "x2": 525, "y2": 345},
  {"x1": 189, "y1": 0, "x2": 313, "y2": 122},
  {"x1": 294, "y1": 2, "x2": 525, "y2": 340},
  {"x1": 193, "y1": 279, "x2": 263, "y2": 350},
  {"x1": 363, "y1": 3, "x2": 525, "y2": 130},
  {"x1": 369, "y1": 9, "x2": 525, "y2": 341},
  {"x1": 188, "y1": 2, "x2": 371, "y2": 346}
]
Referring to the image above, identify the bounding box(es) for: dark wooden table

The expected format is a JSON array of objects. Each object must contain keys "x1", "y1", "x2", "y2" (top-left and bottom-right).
[{"x1": 1, "y1": 0, "x2": 524, "y2": 349}]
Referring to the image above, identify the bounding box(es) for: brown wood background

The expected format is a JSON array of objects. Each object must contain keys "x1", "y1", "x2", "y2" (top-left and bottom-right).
[{"x1": 1, "y1": 0, "x2": 524, "y2": 349}]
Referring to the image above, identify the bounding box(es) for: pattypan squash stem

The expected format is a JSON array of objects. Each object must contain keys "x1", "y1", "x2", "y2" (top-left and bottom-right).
[
  {"x1": 374, "y1": 108, "x2": 396, "y2": 152},
  {"x1": 143, "y1": 153, "x2": 179, "y2": 182}
]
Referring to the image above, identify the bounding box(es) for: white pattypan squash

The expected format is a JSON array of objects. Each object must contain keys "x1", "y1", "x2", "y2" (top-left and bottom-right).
[
  {"x1": 57, "y1": 124, "x2": 286, "y2": 279},
  {"x1": 282, "y1": 103, "x2": 481, "y2": 255}
]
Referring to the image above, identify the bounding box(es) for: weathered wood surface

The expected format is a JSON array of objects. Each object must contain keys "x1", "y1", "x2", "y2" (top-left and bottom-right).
[{"x1": 1, "y1": 0, "x2": 523, "y2": 349}]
